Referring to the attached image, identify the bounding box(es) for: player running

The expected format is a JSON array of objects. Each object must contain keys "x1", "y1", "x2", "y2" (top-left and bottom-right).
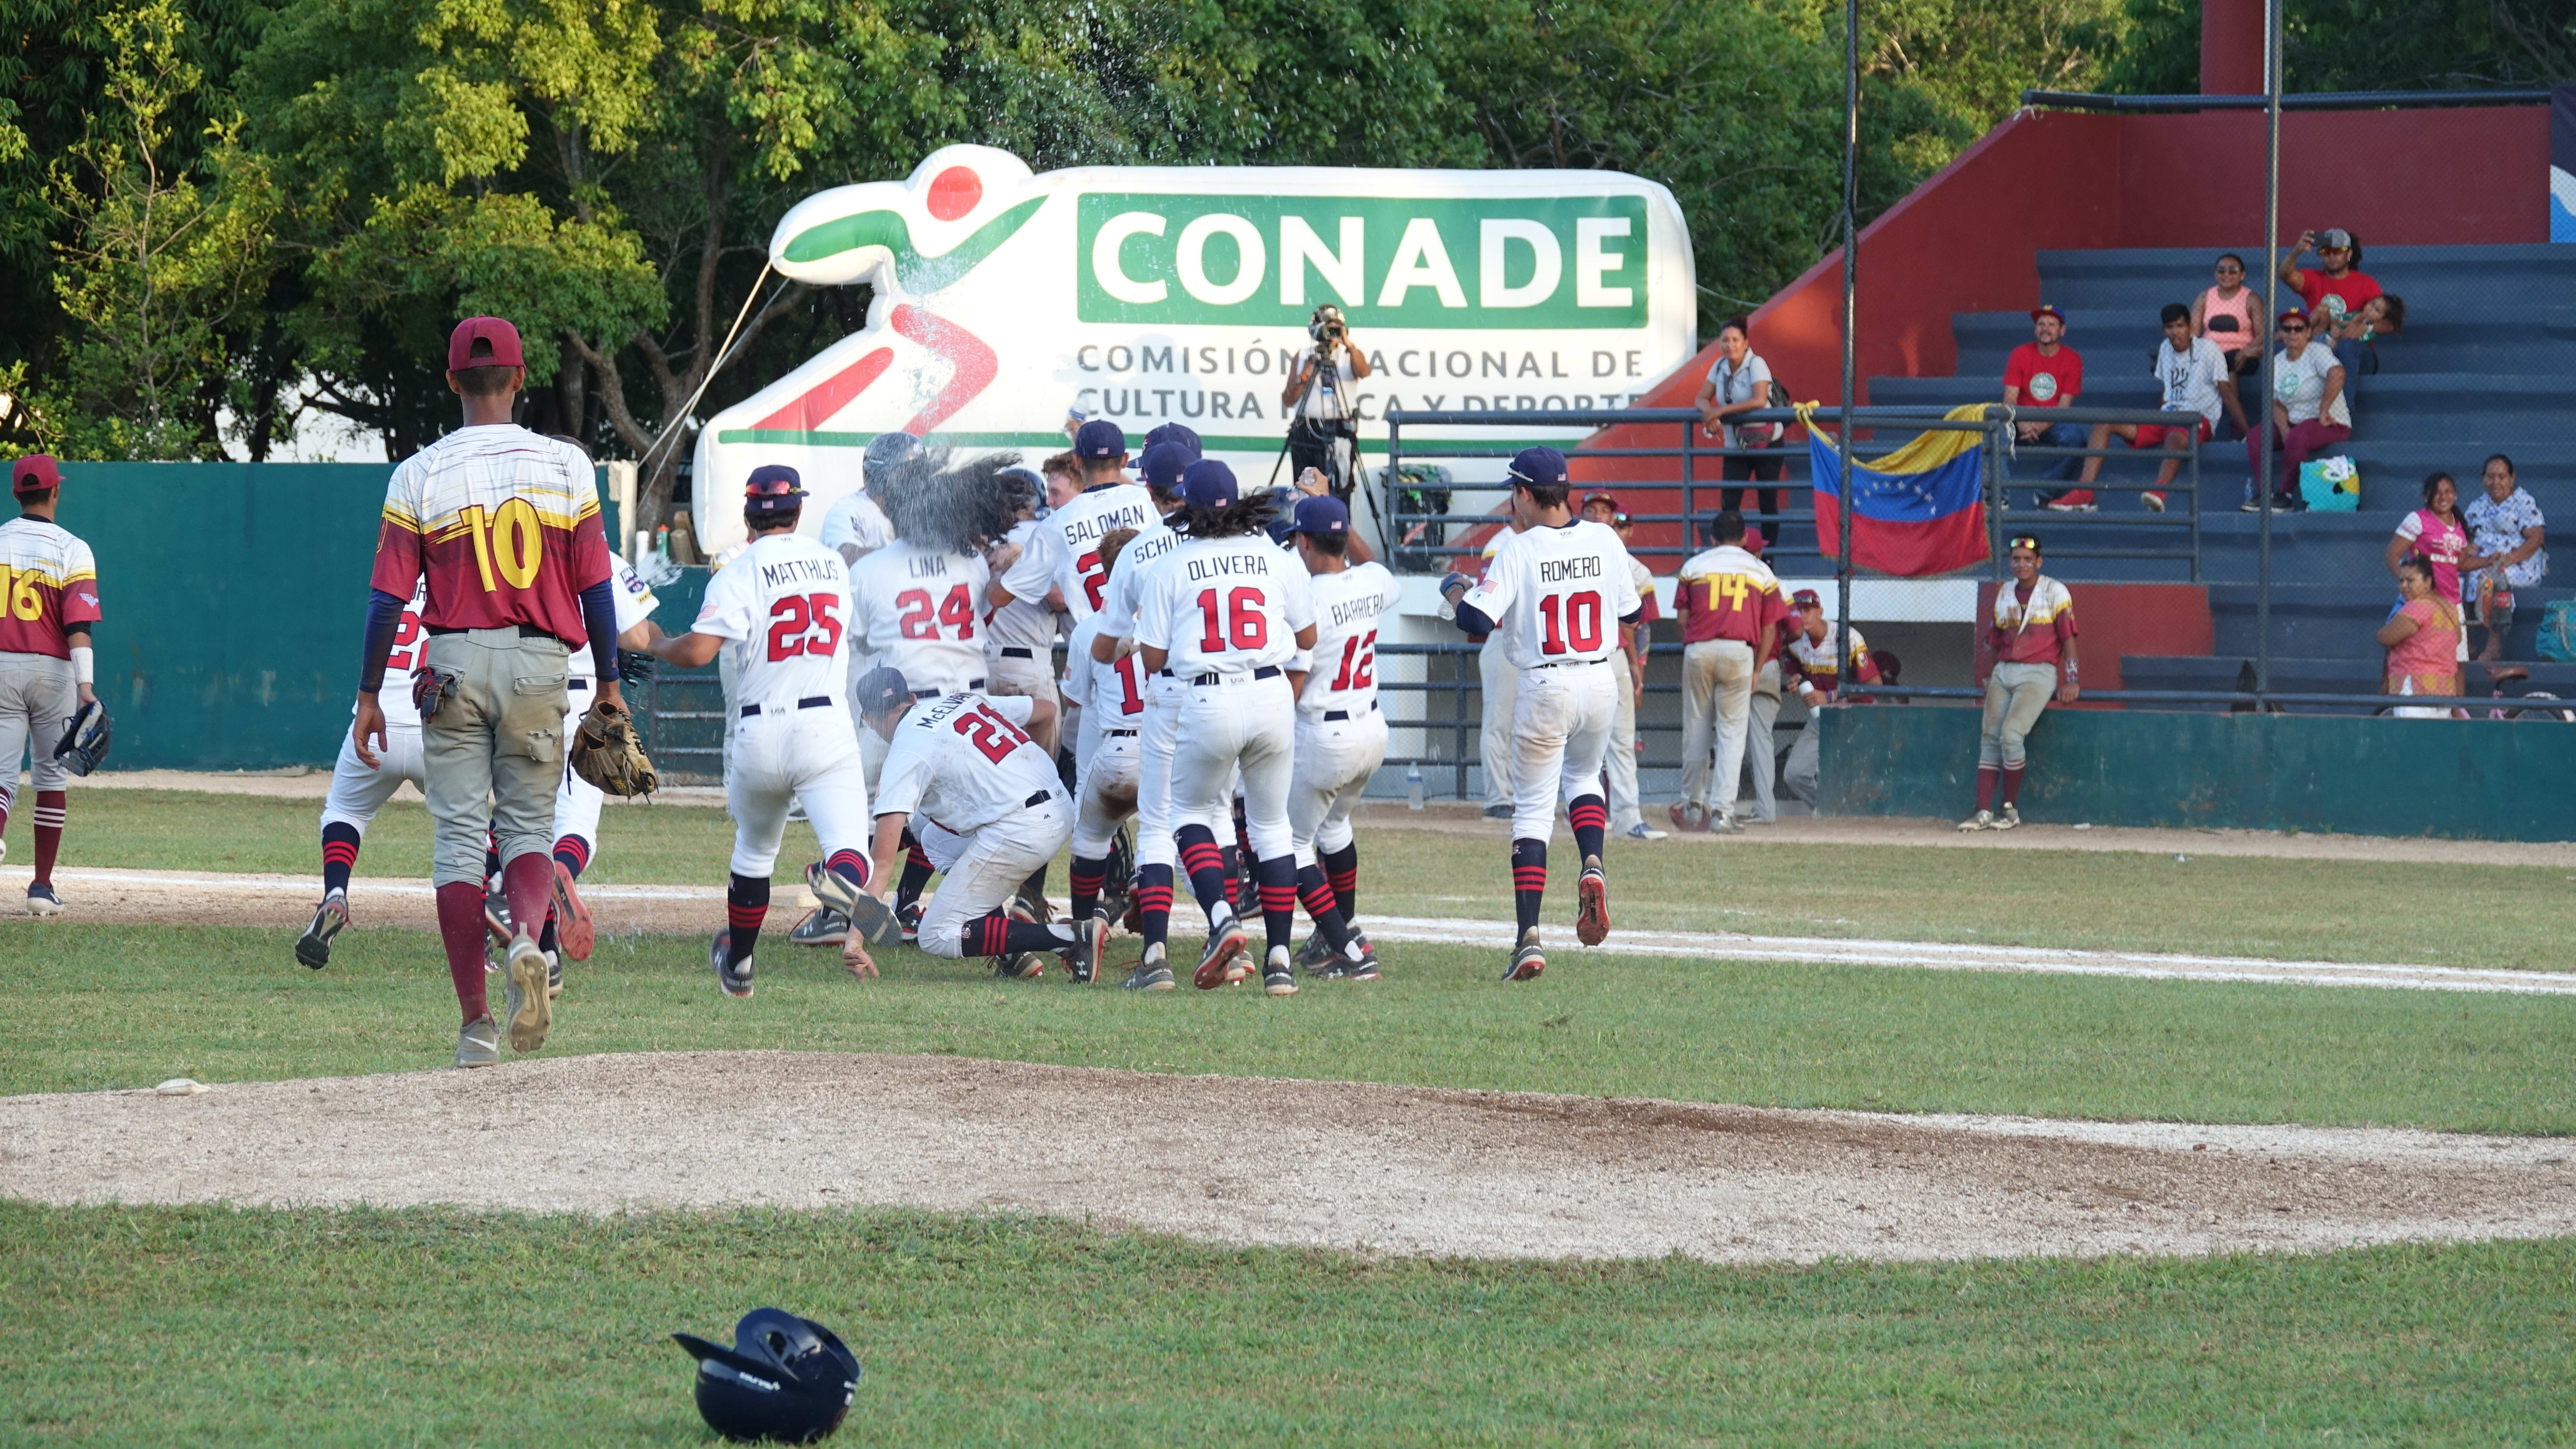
[
  {"x1": 541, "y1": 552, "x2": 660, "y2": 965},
  {"x1": 647, "y1": 466, "x2": 885, "y2": 996},
  {"x1": 0, "y1": 455, "x2": 103, "y2": 916},
  {"x1": 1133, "y1": 459, "x2": 1318, "y2": 995},
  {"x1": 853, "y1": 667, "x2": 1095, "y2": 981},
  {"x1": 1281, "y1": 495, "x2": 1397, "y2": 981},
  {"x1": 1440, "y1": 447, "x2": 1642, "y2": 982}
]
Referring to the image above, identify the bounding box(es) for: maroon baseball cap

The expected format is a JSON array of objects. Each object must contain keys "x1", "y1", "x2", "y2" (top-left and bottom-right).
[
  {"x1": 11, "y1": 454, "x2": 60, "y2": 498},
  {"x1": 1580, "y1": 490, "x2": 1622, "y2": 511},
  {"x1": 1791, "y1": 588, "x2": 1822, "y2": 608},
  {"x1": 448, "y1": 316, "x2": 525, "y2": 371}
]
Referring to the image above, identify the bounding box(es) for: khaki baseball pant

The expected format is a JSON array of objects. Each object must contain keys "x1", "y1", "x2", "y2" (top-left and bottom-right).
[
  {"x1": 422, "y1": 628, "x2": 569, "y2": 888},
  {"x1": 1979, "y1": 661, "x2": 2057, "y2": 770},
  {"x1": 1675, "y1": 639, "x2": 1754, "y2": 821}
]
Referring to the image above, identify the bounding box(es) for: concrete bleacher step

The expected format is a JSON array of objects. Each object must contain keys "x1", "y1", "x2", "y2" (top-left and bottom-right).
[
  {"x1": 1950, "y1": 307, "x2": 2576, "y2": 377},
  {"x1": 2122, "y1": 652, "x2": 2576, "y2": 705},
  {"x1": 2031, "y1": 244, "x2": 2576, "y2": 314}
]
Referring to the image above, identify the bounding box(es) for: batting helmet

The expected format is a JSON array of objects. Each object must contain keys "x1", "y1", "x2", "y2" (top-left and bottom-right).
[
  {"x1": 672, "y1": 1308, "x2": 860, "y2": 1444},
  {"x1": 860, "y1": 431, "x2": 921, "y2": 491}
]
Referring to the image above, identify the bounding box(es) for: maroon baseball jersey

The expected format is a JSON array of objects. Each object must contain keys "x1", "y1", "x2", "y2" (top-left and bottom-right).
[
  {"x1": 370, "y1": 426, "x2": 612, "y2": 642},
  {"x1": 0, "y1": 516, "x2": 103, "y2": 659}
]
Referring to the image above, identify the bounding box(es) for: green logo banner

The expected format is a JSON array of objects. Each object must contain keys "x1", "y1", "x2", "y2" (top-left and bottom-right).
[{"x1": 1075, "y1": 193, "x2": 1650, "y2": 330}]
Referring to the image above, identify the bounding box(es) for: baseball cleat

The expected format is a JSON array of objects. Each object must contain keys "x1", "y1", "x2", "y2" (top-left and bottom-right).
[
  {"x1": 1192, "y1": 918, "x2": 1250, "y2": 991},
  {"x1": 1623, "y1": 821, "x2": 1668, "y2": 841},
  {"x1": 994, "y1": 901, "x2": 1046, "y2": 978},
  {"x1": 1295, "y1": 932, "x2": 1338, "y2": 969},
  {"x1": 1066, "y1": 911, "x2": 1109, "y2": 985},
  {"x1": 709, "y1": 931, "x2": 755, "y2": 998},
  {"x1": 502, "y1": 933, "x2": 552, "y2": 1052},
  {"x1": 455, "y1": 1014, "x2": 500, "y2": 1069},
  {"x1": 789, "y1": 907, "x2": 849, "y2": 947},
  {"x1": 545, "y1": 950, "x2": 563, "y2": 1000},
  {"x1": 550, "y1": 861, "x2": 594, "y2": 961},
  {"x1": 1993, "y1": 802, "x2": 2021, "y2": 830},
  {"x1": 1956, "y1": 809, "x2": 1993, "y2": 832},
  {"x1": 1481, "y1": 803, "x2": 1513, "y2": 820},
  {"x1": 26, "y1": 882, "x2": 64, "y2": 917},
  {"x1": 1262, "y1": 945, "x2": 1298, "y2": 997},
  {"x1": 1503, "y1": 929, "x2": 1546, "y2": 982},
  {"x1": 1121, "y1": 942, "x2": 1176, "y2": 991},
  {"x1": 483, "y1": 883, "x2": 511, "y2": 941},
  {"x1": 808, "y1": 861, "x2": 902, "y2": 945},
  {"x1": 1309, "y1": 934, "x2": 1383, "y2": 982},
  {"x1": 1575, "y1": 863, "x2": 1611, "y2": 947},
  {"x1": 1667, "y1": 801, "x2": 1703, "y2": 833},
  {"x1": 296, "y1": 890, "x2": 351, "y2": 969},
  {"x1": 896, "y1": 900, "x2": 925, "y2": 943}
]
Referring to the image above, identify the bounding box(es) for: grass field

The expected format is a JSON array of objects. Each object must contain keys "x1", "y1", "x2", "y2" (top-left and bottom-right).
[
  {"x1": 13, "y1": 789, "x2": 2575, "y2": 968},
  {"x1": 8, "y1": 1203, "x2": 2573, "y2": 1446}
]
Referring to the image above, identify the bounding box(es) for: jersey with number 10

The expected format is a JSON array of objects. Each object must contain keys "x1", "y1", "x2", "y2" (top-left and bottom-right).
[
  {"x1": 1297, "y1": 562, "x2": 1402, "y2": 718},
  {"x1": 690, "y1": 533, "x2": 853, "y2": 707},
  {"x1": 1459, "y1": 518, "x2": 1642, "y2": 671},
  {"x1": 1000, "y1": 480, "x2": 1156, "y2": 623},
  {"x1": 1135, "y1": 535, "x2": 1315, "y2": 680},
  {"x1": 370, "y1": 425, "x2": 612, "y2": 642},
  {"x1": 850, "y1": 539, "x2": 990, "y2": 695}
]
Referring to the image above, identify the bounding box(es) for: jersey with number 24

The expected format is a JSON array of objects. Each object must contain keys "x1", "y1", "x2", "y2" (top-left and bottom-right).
[{"x1": 690, "y1": 533, "x2": 852, "y2": 707}]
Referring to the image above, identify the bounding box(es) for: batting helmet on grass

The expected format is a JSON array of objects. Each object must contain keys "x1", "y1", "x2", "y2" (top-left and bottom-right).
[{"x1": 672, "y1": 1307, "x2": 860, "y2": 1443}]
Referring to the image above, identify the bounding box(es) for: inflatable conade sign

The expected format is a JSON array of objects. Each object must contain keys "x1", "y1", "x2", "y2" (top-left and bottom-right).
[{"x1": 693, "y1": 145, "x2": 1696, "y2": 553}]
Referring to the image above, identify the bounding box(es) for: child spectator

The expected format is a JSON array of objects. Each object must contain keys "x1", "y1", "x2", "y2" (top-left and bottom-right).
[
  {"x1": 2244, "y1": 308, "x2": 2348, "y2": 511},
  {"x1": 2077, "y1": 303, "x2": 2240, "y2": 512},
  {"x1": 2463, "y1": 453, "x2": 2547, "y2": 662},
  {"x1": 1960, "y1": 534, "x2": 2077, "y2": 832},
  {"x1": 2326, "y1": 294, "x2": 2404, "y2": 392},
  {"x1": 1695, "y1": 319, "x2": 1786, "y2": 529},
  {"x1": 2003, "y1": 306, "x2": 2091, "y2": 510},
  {"x1": 2191, "y1": 252, "x2": 2265, "y2": 378},
  {"x1": 2377, "y1": 554, "x2": 2462, "y2": 716}
]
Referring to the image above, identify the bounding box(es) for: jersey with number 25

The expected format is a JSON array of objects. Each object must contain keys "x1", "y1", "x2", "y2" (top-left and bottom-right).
[
  {"x1": 690, "y1": 532, "x2": 852, "y2": 707},
  {"x1": 1460, "y1": 519, "x2": 1642, "y2": 671}
]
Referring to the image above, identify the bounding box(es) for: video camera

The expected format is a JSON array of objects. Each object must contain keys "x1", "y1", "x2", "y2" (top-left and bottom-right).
[{"x1": 1307, "y1": 304, "x2": 1348, "y2": 348}]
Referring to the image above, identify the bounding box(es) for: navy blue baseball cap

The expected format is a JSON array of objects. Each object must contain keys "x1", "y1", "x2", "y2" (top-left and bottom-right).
[
  {"x1": 1505, "y1": 447, "x2": 1569, "y2": 488},
  {"x1": 853, "y1": 666, "x2": 912, "y2": 716},
  {"x1": 1075, "y1": 419, "x2": 1127, "y2": 460},
  {"x1": 1143, "y1": 422, "x2": 1203, "y2": 458},
  {"x1": 1181, "y1": 458, "x2": 1239, "y2": 510},
  {"x1": 1288, "y1": 495, "x2": 1349, "y2": 535},
  {"x1": 744, "y1": 464, "x2": 806, "y2": 513},
  {"x1": 1137, "y1": 442, "x2": 1191, "y2": 498}
]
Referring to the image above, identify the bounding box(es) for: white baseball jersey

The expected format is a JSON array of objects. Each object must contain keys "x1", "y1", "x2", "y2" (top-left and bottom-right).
[
  {"x1": 1063, "y1": 614, "x2": 1147, "y2": 743},
  {"x1": 1297, "y1": 562, "x2": 1402, "y2": 718},
  {"x1": 1089, "y1": 515, "x2": 1182, "y2": 642},
  {"x1": 1135, "y1": 534, "x2": 1316, "y2": 680},
  {"x1": 567, "y1": 555, "x2": 658, "y2": 682},
  {"x1": 819, "y1": 488, "x2": 893, "y2": 558},
  {"x1": 367, "y1": 581, "x2": 432, "y2": 730},
  {"x1": 1000, "y1": 480, "x2": 1156, "y2": 622},
  {"x1": 850, "y1": 539, "x2": 990, "y2": 695},
  {"x1": 1460, "y1": 519, "x2": 1642, "y2": 671},
  {"x1": 689, "y1": 532, "x2": 853, "y2": 707},
  {"x1": 983, "y1": 520, "x2": 1060, "y2": 659},
  {"x1": 875, "y1": 691, "x2": 1060, "y2": 835}
]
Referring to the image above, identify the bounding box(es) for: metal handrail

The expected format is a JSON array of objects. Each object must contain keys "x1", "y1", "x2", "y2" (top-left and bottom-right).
[
  {"x1": 1858, "y1": 684, "x2": 2568, "y2": 712},
  {"x1": 2021, "y1": 88, "x2": 2553, "y2": 113}
]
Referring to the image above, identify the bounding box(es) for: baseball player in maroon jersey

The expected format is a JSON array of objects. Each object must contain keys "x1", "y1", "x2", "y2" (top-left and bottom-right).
[
  {"x1": 0, "y1": 455, "x2": 103, "y2": 914},
  {"x1": 352, "y1": 318, "x2": 623, "y2": 1068}
]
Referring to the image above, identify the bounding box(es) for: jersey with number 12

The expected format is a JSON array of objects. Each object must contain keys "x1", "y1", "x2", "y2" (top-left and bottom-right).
[
  {"x1": 690, "y1": 533, "x2": 853, "y2": 707},
  {"x1": 1459, "y1": 519, "x2": 1642, "y2": 671},
  {"x1": 1298, "y1": 562, "x2": 1402, "y2": 718}
]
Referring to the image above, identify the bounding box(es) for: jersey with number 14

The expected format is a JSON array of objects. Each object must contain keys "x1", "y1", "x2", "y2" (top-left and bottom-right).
[
  {"x1": 850, "y1": 540, "x2": 990, "y2": 695},
  {"x1": 1135, "y1": 535, "x2": 1315, "y2": 680},
  {"x1": 1298, "y1": 562, "x2": 1402, "y2": 718},
  {"x1": 690, "y1": 533, "x2": 852, "y2": 707},
  {"x1": 1460, "y1": 519, "x2": 1642, "y2": 671},
  {"x1": 370, "y1": 425, "x2": 612, "y2": 641},
  {"x1": 1000, "y1": 481, "x2": 1156, "y2": 622}
]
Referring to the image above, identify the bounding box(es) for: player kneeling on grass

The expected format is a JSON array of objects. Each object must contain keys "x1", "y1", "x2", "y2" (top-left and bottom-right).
[
  {"x1": 649, "y1": 466, "x2": 886, "y2": 996},
  {"x1": 851, "y1": 667, "x2": 1101, "y2": 982},
  {"x1": 1439, "y1": 447, "x2": 1643, "y2": 982}
]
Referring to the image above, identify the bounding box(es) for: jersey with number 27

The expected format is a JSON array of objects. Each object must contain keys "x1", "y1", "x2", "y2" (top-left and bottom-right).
[
  {"x1": 1135, "y1": 535, "x2": 1316, "y2": 680},
  {"x1": 875, "y1": 691, "x2": 1058, "y2": 835},
  {"x1": 1299, "y1": 562, "x2": 1402, "y2": 718},
  {"x1": 1460, "y1": 519, "x2": 1642, "y2": 671},
  {"x1": 1000, "y1": 481, "x2": 1156, "y2": 623},
  {"x1": 690, "y1": 532, "x2": 852, "y2": 707}
]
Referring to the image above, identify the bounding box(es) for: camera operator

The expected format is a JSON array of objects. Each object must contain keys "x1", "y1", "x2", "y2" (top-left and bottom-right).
[{"x1": 1281, "y1": 305, "x2": 1371, "y2": 496}]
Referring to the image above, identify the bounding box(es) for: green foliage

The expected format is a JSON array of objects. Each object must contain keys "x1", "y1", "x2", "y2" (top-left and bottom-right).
[{"x1": 2109, "y1": 0, "x2": 2574, "y2": 96}]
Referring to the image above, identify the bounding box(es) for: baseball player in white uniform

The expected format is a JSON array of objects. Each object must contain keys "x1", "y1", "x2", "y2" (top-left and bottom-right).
[
  {"x1": 1278, "y1": 495, "x2": 1395, "y2": 981},
  {"x1": 1060, "y1": 527, "x2": 1146, "y2": 950},
  {"x1": 1441, "y1": 447, "x2": 1641, "y2": 982},
  {"x1": 853, "y1": 667, "x2": 1096, "y2": 981},
  {"x1": 298, "y1": 580, "x2": 429, "y2": 966},
  {"x1": 992, "y1": 419, "x2": 1156, "y2": 628},
  {"x1": 818, "y1": 430, "x2": 910, "y2": 565},
  {"x1": 982, "y1": 467, "x2": 1064, "y2": 740},
  {"x1": 1133, "y1": 459, "x2": 1318, "y2": 995},
  {"x1": 541, "y1": 551, "x2": 659, "y2": 964},
  {"x1": 647, "y1": 466, "x2": 883, "y2": 995},
  {"x1": 1473, "y1": 525, "x2": 1520, "y2": 819}
]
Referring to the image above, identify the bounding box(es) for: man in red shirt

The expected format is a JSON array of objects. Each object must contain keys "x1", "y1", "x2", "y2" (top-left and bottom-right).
[
  {"x1": 2278, "y1": 227, "x2": 2383, "y2": 402},
  {"x1": 353, "y1": 317, "x2": 623, "y2": 1067},
  {"x1": 0, "y1": 455, "x2": 104, "y2": 915},
  {"x1": 2002, "y1": 306, "x2": 2093, "y2": 511},
  {"x1": 1961, "y1": 534, "x2": 2079, "y2": 831}
]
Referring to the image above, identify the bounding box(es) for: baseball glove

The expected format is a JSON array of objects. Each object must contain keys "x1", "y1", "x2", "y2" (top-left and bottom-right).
[
  {"x1": 52, "y1": 698, "x2": 111, "y2": 777},
  {"x1": 569, "y1": 698, "x2": 658, "y2": 797},
  {"x1": 615, "y1": 647, "x2": 657, "y2": 685}
]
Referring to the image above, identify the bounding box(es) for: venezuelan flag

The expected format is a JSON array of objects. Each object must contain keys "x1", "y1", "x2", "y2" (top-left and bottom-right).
[{"x1": 1806, "y1": 403, "x2": 1991, "y2": 577}]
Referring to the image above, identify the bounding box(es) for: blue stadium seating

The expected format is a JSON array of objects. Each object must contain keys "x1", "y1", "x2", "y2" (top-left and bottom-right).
[{"x1": 1862, "y1": 243, "x2": 2576, "y2": 699}]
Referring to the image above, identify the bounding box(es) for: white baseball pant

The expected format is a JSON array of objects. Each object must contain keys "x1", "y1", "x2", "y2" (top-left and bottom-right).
[
  {"x1": 985, "y1": 650, "x2": 1058, "y2": 704},
  {"x1": 1169, "y1": 674, "x2": 1296, "y2": 860},
  {"x1": 1477, "y1": 632, "x2": 1517, "y2": 808},
  {"x1": 1676, "y1": 639, "x2": 1755, "y2": 822},
  {"x1": 1288, "y1": 710, "x2": 1386, "y2": 865},
  {"x1": 916, "y1": 795, "x2": 1073, "y2": 958},
  {"x1": 0, "y1": 653, "x2": 77, "y2": 795},
  {"x1": 724, "y1": 703, "x2": 874, "y2": 877},
  {"x1": 318, "y1": 723, "x2": 428, "y2": 835},
  {"x1": 1073, "y1": 729, "x2": 1141, "y2": 858},
  {"x1": 1509, "y1": 659, "x2": 1616, "y2": 842},
  {"x1": 1603, "y1": 650, "x2": 1641, "y2": 832},
  {"x1": 1131, "y1": 675, "x2": 1186, "y2": 869},
  {"x1": 552, "y1": 677, "x2": 608, "y2": 853}
]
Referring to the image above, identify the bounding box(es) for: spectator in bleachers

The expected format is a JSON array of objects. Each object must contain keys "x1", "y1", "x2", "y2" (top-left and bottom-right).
[
  {"x1": 2377, "y1": 554, "x2": 2462, "y2": 715},
  {"x1": 2278, "y1": 228, "x2": 2384, "y2": 402},
  {"x1": 2387, "y1": 472, "x2": 2470, "y2": 611},
  {"x1": 1960, "y1": 533, "x2": 2077, "y2": 832},
  {"x1": 2003, "y1": 306, "x2": 2092, "y2": 511},
  {"x1": 2245, "y1": 308, "x2": 2348, "y2": 511},
  {"x1": 2191, "y1": 253, "x2": 2265, "y2": 381},
  {"x1": 1695, "y1": 319, "x2": 1786, "y2": 531},
  {"x1": 2463, "y1": 453, "x2": 2547, "y2": 662},
  {"x1": 2326, "y1": 293, "x2": 2403, "y2": 390},
  {"x1": 2076, "y1": 303, "x2": 2239, "y2": 513}
]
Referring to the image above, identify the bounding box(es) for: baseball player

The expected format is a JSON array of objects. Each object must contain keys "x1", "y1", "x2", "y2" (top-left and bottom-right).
[
  {"x1": 1061, "y1": 527, "x2": 1145, "y2": 953},
  {"x1": 1439, "y1": 447, "x2": 1641, "y2": 982},
  {"x1": 1670, "y1": 510, "x2": 1792, "y2": 834},
  {"x1": 646, "y1": 466, "x2": 879, "y2": 994},
  {"x1": 0, "y1": 455, "x2": 101, "y2": 916},
  {"x1": 1781, "y1": 587, "x2": 1878, "y2": 809},
  {"x1": 1578, "y1": 494, "x2": 1666, "y2": 841},
  {"x1": 818, "y1": 431, "x2": 911, "y2": 566},
  {"x1": 354, "y1": 316, "x2": 621, "y2": 1068},
  {"x1": 1472, "y1": 523, "x2": 1521, "y2": 820},
  {"x1": 539, "y1": 550, "x2": 660, "y2": 963},
  {"x1": 982, "y1": 467, "x2": 1063, "y2": 748},
  {"x1": 991, "y1": 419, "x2": 1155, "y2": 628},
  {"x1": 853, "y1": 667, "x2": 1096, "y2": 979},
  {"x1": 1962, "y1": 534, "x2": 2078, "y2": 831},
  {"x1": 298, "y1": 580, "x2": 429, "y2": 965},
  {"x1": 1133, "y1": 459, "x2": 1318, "y2": 994},
  {"x1": 1281, "y1": 494, "x2": 1396, "y2": 981}
]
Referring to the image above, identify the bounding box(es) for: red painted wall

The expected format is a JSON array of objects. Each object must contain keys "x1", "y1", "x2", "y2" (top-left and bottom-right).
[{"x1": 1974, "y1": 581, "x2": 2216, "y2": 693}]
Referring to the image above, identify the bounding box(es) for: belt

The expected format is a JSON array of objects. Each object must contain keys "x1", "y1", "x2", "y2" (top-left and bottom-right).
[
  {"x1": 1024, "y1": 789, "x2": 1056, "y2": 808},
  {"x1": 427, "y1": 622, "x2": 556, "y2": 640},
  {"x1": 1531, "y1": 656, "x2": 1608, "y2": 669},
  {"x1": 568, "y1": 678, "x2": 589, "y2": 691},
  {"x1": 741, "y1": 695, "x2": 836, "y2": 718},
  {"x1": 1102, "y1": 728, "x2": 1138, "y2": 738},
  {"x1": 999, "y1": 647, "x2": 1035, "y2": 659},
  {"x1": 1163, "y1": 665, "x2": 1281, "y2": 685},
  {"x1": 1320, "y1": 702, "x2": 1378, "y2": 721}
]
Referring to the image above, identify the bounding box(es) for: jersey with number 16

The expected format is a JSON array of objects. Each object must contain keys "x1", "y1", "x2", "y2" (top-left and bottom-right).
[
  {"x1": 1135, "y1": 535, "x2": 1316, "y2": 680},
  {"x1": 689, "y1": 532, "x2": 852, "y2": 705}
]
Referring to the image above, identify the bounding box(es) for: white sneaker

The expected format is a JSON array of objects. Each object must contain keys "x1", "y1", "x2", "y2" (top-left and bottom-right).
[
  {"x1": 455, "y1": 1014, "x2": 500, "y2": 1068},
  {"x1": 502, "y1": 933, "x2": 553, "y2": 1052},
  {"x1": 1957, "y1": 810, "x2": 1993, "y2": 832},
  {"x1": 1622, "y1": 821, "x2": 1668, "y2": 840},
  {"x1": 1992, "y1": 803, "x2": 2021, "y2": 830}
]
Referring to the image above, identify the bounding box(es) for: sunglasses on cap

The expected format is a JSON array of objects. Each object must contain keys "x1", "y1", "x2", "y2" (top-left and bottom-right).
[{"x1": 2007, "y1": 535, "x2": 2041, "y2": 552}]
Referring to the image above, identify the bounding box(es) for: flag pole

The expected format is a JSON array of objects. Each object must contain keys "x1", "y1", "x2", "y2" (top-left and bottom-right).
[
  {"x1": 2255, "y1": 0, "x2": 2281, "y2": 699},
  {"x1": 1835, "y1": 0, "x2": 1859, "y2": 692}
]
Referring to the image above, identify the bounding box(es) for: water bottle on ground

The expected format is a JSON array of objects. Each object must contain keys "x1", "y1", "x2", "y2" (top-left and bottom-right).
[{"x1": 1406, "y1": 764, "x2": 1425, "y2": 811}]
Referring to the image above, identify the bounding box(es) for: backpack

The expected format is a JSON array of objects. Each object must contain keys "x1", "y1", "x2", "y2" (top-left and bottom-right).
[{"x1": 2540, "y1": 600, "x2": 2576, "y2": 663}]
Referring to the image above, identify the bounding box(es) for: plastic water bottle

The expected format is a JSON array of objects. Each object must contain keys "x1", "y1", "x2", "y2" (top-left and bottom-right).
[{"x1": 1406, "y1": 764, "x2": 1425, "y2": 811}]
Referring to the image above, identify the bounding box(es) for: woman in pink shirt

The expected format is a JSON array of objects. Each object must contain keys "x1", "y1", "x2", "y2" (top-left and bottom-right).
[
  {"x1": 2385, "y1": 472, "x2": 2469, "y2": 604},
  {"x1": 2190, "y1": 252, "x2": 2264, "y2": 378},
  {"x1": 2377, "y1": 555, "x2": 2461, "y2": 712}
]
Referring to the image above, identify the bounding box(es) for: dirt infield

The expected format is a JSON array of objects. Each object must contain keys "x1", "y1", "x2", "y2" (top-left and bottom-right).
[{"x1": 4, "y1": 1051, "x2": 2569, "y2": 1263}]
